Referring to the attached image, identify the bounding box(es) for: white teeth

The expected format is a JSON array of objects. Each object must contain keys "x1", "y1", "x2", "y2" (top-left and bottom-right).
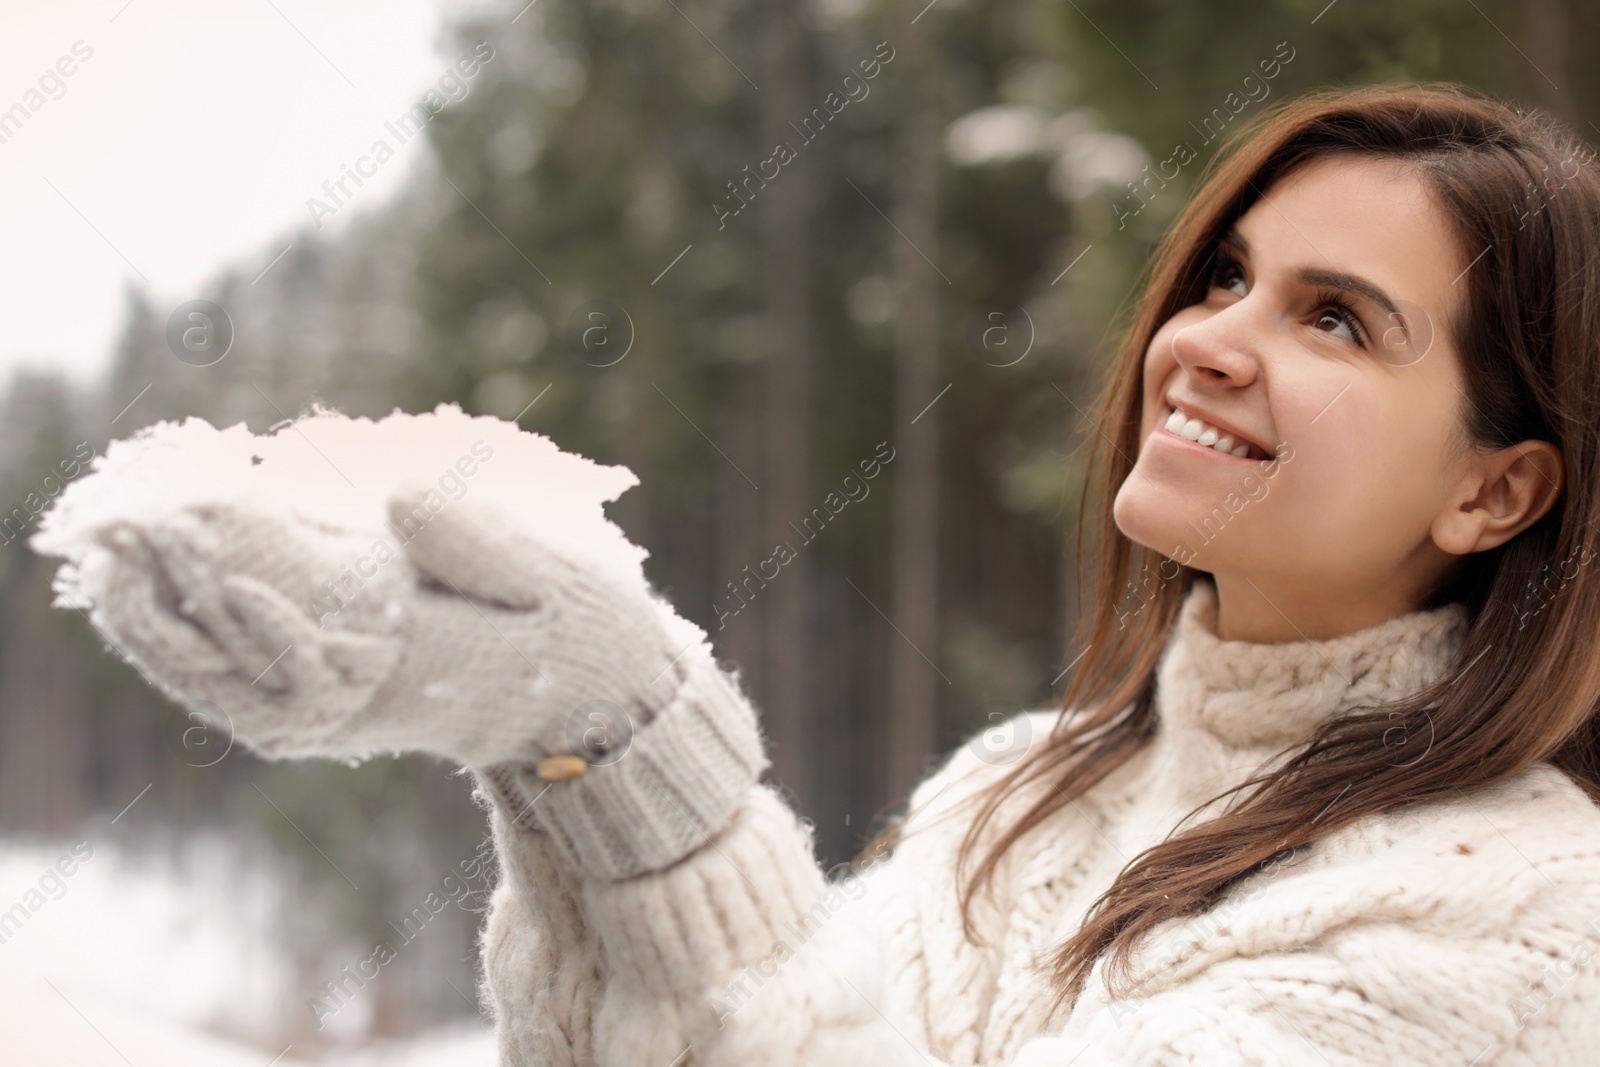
[{"x1": 1164, "y1": 406, "x2": 1257, "y2": 458}]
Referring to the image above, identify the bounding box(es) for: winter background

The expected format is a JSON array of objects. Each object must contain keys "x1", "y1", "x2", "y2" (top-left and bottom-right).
[{"x1": 0, "y1": 0, "x2": 1588, "y2": 1061}]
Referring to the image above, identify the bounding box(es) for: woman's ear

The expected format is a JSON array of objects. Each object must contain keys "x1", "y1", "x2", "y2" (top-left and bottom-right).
[{"x1": 1431, "y1": 440, "x2": 1563, "y2": 555}]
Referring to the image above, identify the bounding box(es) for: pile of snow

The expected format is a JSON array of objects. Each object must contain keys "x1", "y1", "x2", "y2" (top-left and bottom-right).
[{"x1": 30, "y1": 401, "x2": 709, "y2": 662}]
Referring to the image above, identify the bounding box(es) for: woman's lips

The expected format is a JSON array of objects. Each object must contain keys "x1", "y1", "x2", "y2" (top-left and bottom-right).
[{"x1": 1152, "y1": 424, "x2": 1254, "y2": 463}]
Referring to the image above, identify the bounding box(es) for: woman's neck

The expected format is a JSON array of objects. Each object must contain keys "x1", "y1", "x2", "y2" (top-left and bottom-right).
[{"x1": 1209, "y1": 570, "x2": 1446, "y2": 643}]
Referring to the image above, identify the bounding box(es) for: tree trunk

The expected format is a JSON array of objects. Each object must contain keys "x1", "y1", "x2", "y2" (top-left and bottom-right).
[
  {"x1": 757, "y1": 3, "x2": 815, "y2": 810},
  {"x1": 714, "y1": 366, "x2": 767, "y2": 720},
  {"x1": 1524, "y1": 0, "x2": 1572, "y2": 122},
  {"x1": 887, "y1": 43, "x2": 944, "y2": 801}
]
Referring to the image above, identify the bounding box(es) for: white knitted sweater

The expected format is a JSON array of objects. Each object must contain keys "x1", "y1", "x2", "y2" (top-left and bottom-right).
[{"x1": 472, "y1": 577, "x2": 1600, "y2": 1066}]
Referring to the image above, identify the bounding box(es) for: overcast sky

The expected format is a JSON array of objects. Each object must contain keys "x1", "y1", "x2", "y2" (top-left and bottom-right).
[{"x1": 0, "y1": 0, "x2": 489, "y2": 388}]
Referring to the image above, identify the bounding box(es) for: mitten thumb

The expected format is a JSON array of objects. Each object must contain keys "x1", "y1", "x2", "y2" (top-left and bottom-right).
[{"x1": 385, "y1": 482, "x2": 565, "y2": 610}]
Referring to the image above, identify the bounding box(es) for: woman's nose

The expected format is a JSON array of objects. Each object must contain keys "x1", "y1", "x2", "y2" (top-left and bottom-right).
[{"x1": 1168, "y1": 305, "x2": 1262, "y2": 388}]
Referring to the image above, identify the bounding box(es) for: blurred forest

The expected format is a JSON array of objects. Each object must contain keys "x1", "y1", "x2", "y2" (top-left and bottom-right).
[{"x1": 1, "y1": 0, "x2": 1594, "y2": 1051}]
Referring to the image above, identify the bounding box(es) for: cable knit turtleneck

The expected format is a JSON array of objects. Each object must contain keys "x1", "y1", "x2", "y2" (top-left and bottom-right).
[
  {"x1": 1123, "y1": 576, "x2": 1471, "y2": 845},
  {"x1": 1157, "y1": 575, "x2": 1470, "y2": 750},
  {"x1": 472, "y1": 575, "x2": 1600, "y2": 1067}
]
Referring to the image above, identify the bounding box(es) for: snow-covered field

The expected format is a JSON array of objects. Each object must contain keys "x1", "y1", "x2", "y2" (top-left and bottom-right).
[
  {"x1": 0, "y1": 976, "x2": 495, "y2": 1066},
  {"x1": 0, "y1": 833, "x2": 496, "y2": 1066}
]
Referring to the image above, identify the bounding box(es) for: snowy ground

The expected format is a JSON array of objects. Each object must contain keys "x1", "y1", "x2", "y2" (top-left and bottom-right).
[
  {"x1": 0, "y1": 834, "x2": 496, "y2": 1066},
  {"x1": 0, "y1": 975, "x2": 495, "y2": 1066}
]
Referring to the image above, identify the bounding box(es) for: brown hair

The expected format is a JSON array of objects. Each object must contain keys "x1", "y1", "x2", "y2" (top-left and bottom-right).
[{"x1": 853, "y1": 82, "x2": 1600, "y2": 1019}]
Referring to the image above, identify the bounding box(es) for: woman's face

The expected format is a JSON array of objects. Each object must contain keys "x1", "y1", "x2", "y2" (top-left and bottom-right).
[{"x1": 1113, "y1": 154, "x2": 1482, "y2": 640}]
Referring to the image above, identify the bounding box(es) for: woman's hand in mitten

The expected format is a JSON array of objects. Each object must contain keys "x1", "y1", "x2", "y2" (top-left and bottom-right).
[
  {"x1": 84, "y1": 501, "x2": 410, "y2": 760},
  {"x1": 84, "y1": 485, "x2": 770, "y2": 879}
]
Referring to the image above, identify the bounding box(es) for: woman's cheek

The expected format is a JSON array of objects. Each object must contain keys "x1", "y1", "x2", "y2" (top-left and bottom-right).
[
  {"x1": 1138, "y1": 326, "x2": 1183, "y2": 432},
  {"x1": 1263, "y1": 403, "x2": 1364, "y2": 546}
]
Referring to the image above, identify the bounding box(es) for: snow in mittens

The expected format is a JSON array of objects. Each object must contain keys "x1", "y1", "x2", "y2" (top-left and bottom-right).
[{"x1": 28, "y1": 403, "x2": 703, "y2": 650}]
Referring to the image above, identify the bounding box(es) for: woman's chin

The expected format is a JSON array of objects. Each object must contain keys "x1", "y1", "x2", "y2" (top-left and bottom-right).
[{"x1": 1113, "y1": 483, "x2": 1194, "y2": 556}]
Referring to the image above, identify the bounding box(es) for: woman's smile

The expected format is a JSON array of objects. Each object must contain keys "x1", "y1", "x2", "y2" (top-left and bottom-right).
[{"x1": 1154, "y1": 399, "x2": 1275, "y2": 461}]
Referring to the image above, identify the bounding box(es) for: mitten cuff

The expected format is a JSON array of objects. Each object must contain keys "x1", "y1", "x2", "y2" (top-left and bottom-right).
[{"x1": 481, "y1": 655, "x2": 769, "y2": 882}]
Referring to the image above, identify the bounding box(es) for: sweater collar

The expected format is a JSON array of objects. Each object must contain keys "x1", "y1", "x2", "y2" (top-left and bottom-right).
[{"x1": 1153, "y1": 577, "x2": 1471, "y2": 753}]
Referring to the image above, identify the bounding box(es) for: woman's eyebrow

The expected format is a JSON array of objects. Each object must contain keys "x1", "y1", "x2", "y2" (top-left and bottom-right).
[
  {"x1": 1299, "y1": 267, "x2": 1401, "y2": 323},
  {"x1": 1219, "y1": 227, "x2": 1403, "y2": 323}
]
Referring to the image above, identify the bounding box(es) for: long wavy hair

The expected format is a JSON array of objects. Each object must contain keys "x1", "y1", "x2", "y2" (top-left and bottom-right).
[{"x1": 853, "y1": 82, "x2": 1600, "y2": 1019}]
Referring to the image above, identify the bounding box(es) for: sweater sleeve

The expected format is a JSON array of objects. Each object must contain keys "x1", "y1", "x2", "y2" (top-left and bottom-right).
[
  {"x1": 567, "y1": 780, "x2": 955, "y2": 1067},
  {"x1": 470, "y1": 769, "x2": 606, "y2": 1066},
  {"x1": 466, "y1": 669, "x2": 995, "y2": 1067}
]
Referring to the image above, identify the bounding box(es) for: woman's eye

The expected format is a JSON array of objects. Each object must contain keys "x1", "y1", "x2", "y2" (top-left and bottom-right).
[
  {"x1": 1210, "y1": 259, "x2": 1248, "y2": 297},
  {"x1": 1313, "y1": 311, "x2": 1355, "y2": 342},
  {"x1": 1312, "y1": 302, "x2": 1366, "y2": 347}
]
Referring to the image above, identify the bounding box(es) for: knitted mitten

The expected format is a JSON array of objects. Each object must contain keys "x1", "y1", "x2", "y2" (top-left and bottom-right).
[{"x1": 70, "y1": 485, "x2": 769, "y2": 881}]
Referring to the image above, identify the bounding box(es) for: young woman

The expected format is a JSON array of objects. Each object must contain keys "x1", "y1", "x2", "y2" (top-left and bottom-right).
[{"x1": 47, "y1": 82, "x2": 1600, "y2": 1065}]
